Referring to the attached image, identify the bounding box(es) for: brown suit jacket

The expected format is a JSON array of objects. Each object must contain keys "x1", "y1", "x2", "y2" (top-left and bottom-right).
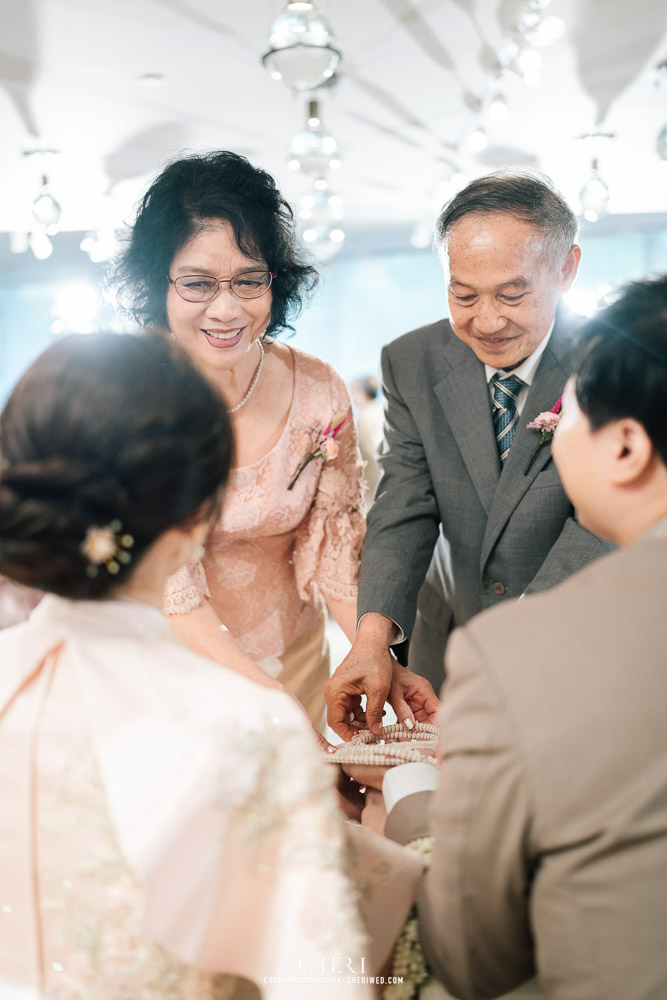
[{"x1": 387, "y1": 519, "x2": 667, "y2": 1000}]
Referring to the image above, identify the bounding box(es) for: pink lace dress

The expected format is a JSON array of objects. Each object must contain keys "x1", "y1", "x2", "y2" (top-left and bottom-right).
[{"x1": 164, "y1": 349, "x2": 365, "y2": 672}]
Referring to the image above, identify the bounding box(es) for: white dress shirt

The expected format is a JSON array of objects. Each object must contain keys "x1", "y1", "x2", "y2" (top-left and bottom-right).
[
  {"x1": 485, "y1": 320, "x2": 554, "y2": 416},
  {"x1": 383, "y1": 761, "x2": 439, "y2": 813}
]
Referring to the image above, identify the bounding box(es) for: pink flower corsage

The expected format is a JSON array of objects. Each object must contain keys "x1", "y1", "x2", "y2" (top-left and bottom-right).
[
  {"x1": 527, "y1": 395, "x2": 563, "y2": 443},
  {"x1": 524, "y1": 395, "x2": 562, "y2": 474},
  {"x1": 288, "y1": 412, "x2": 347, "y2": 491}
]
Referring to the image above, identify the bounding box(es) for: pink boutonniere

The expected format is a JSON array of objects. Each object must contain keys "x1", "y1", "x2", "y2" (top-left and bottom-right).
[
  {"x1": 524, "y1": 396, "x2": 562, "y2": 474},
  {"x1": 288, "y1": 411, "x2": 347, "y2": 491}
]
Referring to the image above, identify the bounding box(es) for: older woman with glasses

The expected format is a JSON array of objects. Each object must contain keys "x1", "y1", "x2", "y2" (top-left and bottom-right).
[{"x1": 112, "y1": 151, "x2": 365, "y2": 726}]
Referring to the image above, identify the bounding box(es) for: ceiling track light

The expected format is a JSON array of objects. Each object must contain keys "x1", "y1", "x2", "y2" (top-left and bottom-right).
[{"x1": 262, "y1": 1, "x2": 341, "y2": 92}]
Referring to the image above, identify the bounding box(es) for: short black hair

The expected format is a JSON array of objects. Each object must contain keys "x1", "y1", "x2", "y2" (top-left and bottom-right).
[
  {"x1": 0, "y1": 332, "x2": 233, "y2": 598},
  {"x1": 110, "y1": 150, "x2": 318, "y2": 337},
  {"x1": 575, "y1": 275, "x2": 667, "y2": 466},
  {"x1": 435, "y1": 169, "x2": 578, "y2": 268}
]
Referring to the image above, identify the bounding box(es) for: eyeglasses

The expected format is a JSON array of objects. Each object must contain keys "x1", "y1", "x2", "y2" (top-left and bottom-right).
[{"x1": 168, "y1": 269, "x2": 276, "y2": 302}]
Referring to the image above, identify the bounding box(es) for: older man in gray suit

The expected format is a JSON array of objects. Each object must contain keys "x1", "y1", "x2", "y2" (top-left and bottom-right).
[
  {"x1": 326, "y1": 171, "x2": 611, "y2": 739},
  {"x1": 349, "y1": 277, "x2": 667, "y2": 999}
]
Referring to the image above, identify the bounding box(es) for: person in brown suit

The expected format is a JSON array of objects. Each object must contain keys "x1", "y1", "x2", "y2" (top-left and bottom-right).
[{"x1": 346, "y1": 276, "x2": 667, "y2": 1000}]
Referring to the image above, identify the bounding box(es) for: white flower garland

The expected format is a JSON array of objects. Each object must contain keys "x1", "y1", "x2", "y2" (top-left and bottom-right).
[{"x1": 381, "y1": 837, "x2": 434, "y2": 1000}]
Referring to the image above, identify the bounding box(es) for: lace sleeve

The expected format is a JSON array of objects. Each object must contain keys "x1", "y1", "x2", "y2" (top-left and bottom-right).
[
  {"x1": 293, "y1": 389, "x2": 366, "y2": 607},
  {"x1": 162, "y1": 559, "x2": 210, "y2": 616}
]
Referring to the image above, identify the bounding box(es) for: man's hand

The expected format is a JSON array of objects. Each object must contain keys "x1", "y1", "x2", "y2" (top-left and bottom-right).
[
  {"x1": 388, "y1": 661, "x2": 440, "y2": 725},
  {"x1": 326, "y1": 614, "x2": 442, "y2": 741},
  {"x1": 325, "y1": 614, "x2": 398, "y2": 740}
]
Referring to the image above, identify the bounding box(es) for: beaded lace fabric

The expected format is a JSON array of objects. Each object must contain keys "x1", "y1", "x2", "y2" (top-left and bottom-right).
[
  {"x1": 0, "y1": 596, "x2": 372, "y2": 999},
  {"x1": 164, "y1": 349, "x2": 366, "y2": 660}
]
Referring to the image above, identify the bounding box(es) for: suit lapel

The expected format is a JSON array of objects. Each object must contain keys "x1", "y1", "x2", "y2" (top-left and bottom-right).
[
  {"x1": 434, "y1": 337, "x2": 500, "y2": 516},
  {"x1": 480, "y1": 313, "x2": 577, "y2": 568}
]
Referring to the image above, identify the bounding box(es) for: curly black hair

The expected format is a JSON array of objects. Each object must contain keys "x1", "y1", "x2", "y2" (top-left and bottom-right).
[
  {"x1": 0, "y1": 332, "x2": 233, "y2": 599},
  {"x1": 110, "y1": 150, "x2": 318, "y2": 337}
]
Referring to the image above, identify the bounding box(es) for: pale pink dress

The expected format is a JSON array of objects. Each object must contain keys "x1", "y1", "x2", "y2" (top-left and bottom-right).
[
  {"x1": 0, "y1": 595, "x2": 423, "y2": 999},
  {"x1": 164, "y1": 349, "x2": 365, "y2": 667}
]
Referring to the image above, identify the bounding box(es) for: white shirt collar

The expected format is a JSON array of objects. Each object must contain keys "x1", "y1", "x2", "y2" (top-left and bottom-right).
[{"x1": 484, "y1": 318, "x2": 555, "y2": 386}]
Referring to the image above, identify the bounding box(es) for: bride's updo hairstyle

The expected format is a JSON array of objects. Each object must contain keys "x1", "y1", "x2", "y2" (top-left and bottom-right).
[{"x1": 0, "y1": 332, "x2": 233, "y2": 599}]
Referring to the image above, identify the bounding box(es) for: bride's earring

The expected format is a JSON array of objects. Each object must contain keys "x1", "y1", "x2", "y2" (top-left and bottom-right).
[{"x1": 191, "y1": 545, "x2": 205, "y2": 562}]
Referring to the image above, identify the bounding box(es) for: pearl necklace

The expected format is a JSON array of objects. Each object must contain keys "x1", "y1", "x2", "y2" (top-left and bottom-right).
[
  {"x1": 326, "y1": 722, "x2": 439, "y2": 768},
  {"x1": 227, "y1": 339, "x2": 265, "y2": 414}
]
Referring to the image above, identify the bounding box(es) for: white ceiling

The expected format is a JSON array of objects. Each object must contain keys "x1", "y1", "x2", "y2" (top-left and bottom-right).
[{"x1": 1, "y1": 0, "x2": 667, "y2": 251}]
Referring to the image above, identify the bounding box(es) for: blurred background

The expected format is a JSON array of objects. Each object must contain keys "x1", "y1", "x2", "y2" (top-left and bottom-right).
[{"x1": 2, "y1": 0, "x2": 667, "y2": 404}]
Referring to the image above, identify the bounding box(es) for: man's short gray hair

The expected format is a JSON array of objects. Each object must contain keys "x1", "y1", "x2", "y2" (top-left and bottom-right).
[{"x1": 435, "y1": 169, "x2": 579, "y2": 269}]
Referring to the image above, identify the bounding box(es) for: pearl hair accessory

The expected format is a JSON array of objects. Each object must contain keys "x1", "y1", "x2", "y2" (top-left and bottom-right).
[
  {"x1": 325, "y1": 722, "x2": 439, "y2": 767},
  {"x1": 227, "y1": 339, "x2": 264, "y2": 414}
]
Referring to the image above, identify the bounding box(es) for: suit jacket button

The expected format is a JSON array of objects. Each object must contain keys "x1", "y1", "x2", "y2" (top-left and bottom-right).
[{"x1": 492, "y1": 581, "x2": 506, "y2": 596}]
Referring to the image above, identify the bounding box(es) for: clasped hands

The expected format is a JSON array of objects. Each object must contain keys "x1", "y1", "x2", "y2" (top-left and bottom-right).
[
  {"x1": 324, "y1": 614, "x2": 440, "y2": 830},
  {"x1": 324, "y1": 613, "x2": 440, "y2": 742}
]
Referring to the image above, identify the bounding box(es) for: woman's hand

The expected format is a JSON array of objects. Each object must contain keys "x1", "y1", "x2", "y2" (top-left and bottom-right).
[
  {"x1": 341, "y1": 761, "x2": 391, "y2": 791},
  {"x1": 361, "y1": 789, "x2": 387, "y2": 835},
  {"x1": 335, "y1": 769, "x2": 367, "y2": 822}
]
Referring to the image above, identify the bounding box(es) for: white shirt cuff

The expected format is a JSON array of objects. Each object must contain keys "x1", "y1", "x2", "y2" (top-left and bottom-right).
[
  {"x1": 357, "y1": 612, "x2": 406, "y2": 645},
  {"x1": 383, "y1": 762, "x2": 439, "y2": 814}
]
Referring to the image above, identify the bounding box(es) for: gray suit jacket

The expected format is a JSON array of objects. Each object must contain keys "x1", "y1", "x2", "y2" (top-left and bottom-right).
[
  {"x1": 358, "y1": 309, "x2": 611, "y2": 660},
  {"x1": 386, "y1": 522, "x2": 667, "y2": 1000}
]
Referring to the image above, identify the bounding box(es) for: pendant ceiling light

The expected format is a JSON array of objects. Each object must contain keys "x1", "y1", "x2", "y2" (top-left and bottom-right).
[
  {"x1": 29, "y1": 227, "x2": 54, "y2": 260},
  {"x1": 262, "y1": 2, "x2": 341, "y2": 92},
  {"x1": 298, "y1": 188, "x2": 345, "y2": 261},
  {"x1": 488, "y1": 92, "x2": 509, "y2": 122},
  {"x1": 288, "y1": 99, "x2": 341, "y2": 175},
  {"x1": 31, "y1": 175, "x2": 61, "y2": 231},
  {"x1": 657, "y1": 124, "x2": 667, "y2": 161},
  {"x1": 580, "y1": 159, "x2": 610, "y2": 223}
]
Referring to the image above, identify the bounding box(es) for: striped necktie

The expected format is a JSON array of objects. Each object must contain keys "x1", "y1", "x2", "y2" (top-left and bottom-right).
[{"x1": 492, "y1": 374, "x2": 523, "y2": 464}]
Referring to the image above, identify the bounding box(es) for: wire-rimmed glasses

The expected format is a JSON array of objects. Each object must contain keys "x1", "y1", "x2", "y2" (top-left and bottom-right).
[{"x1": 169, "y1": 270, "x2": 276, "y2": 302}]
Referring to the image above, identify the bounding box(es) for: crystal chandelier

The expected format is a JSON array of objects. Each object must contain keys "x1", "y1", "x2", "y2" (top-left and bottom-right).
[{"x1": 262, "y1": 2, "x2": 341, "y2": 92}]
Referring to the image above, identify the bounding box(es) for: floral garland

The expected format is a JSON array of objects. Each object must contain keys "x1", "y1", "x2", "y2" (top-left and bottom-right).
[
  {"x1": 287, "y1": 411, "x2": 347, "y2": 490},
  {"x1": 381, "y1": 837, "x2": 434, "y2": 1000}
]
